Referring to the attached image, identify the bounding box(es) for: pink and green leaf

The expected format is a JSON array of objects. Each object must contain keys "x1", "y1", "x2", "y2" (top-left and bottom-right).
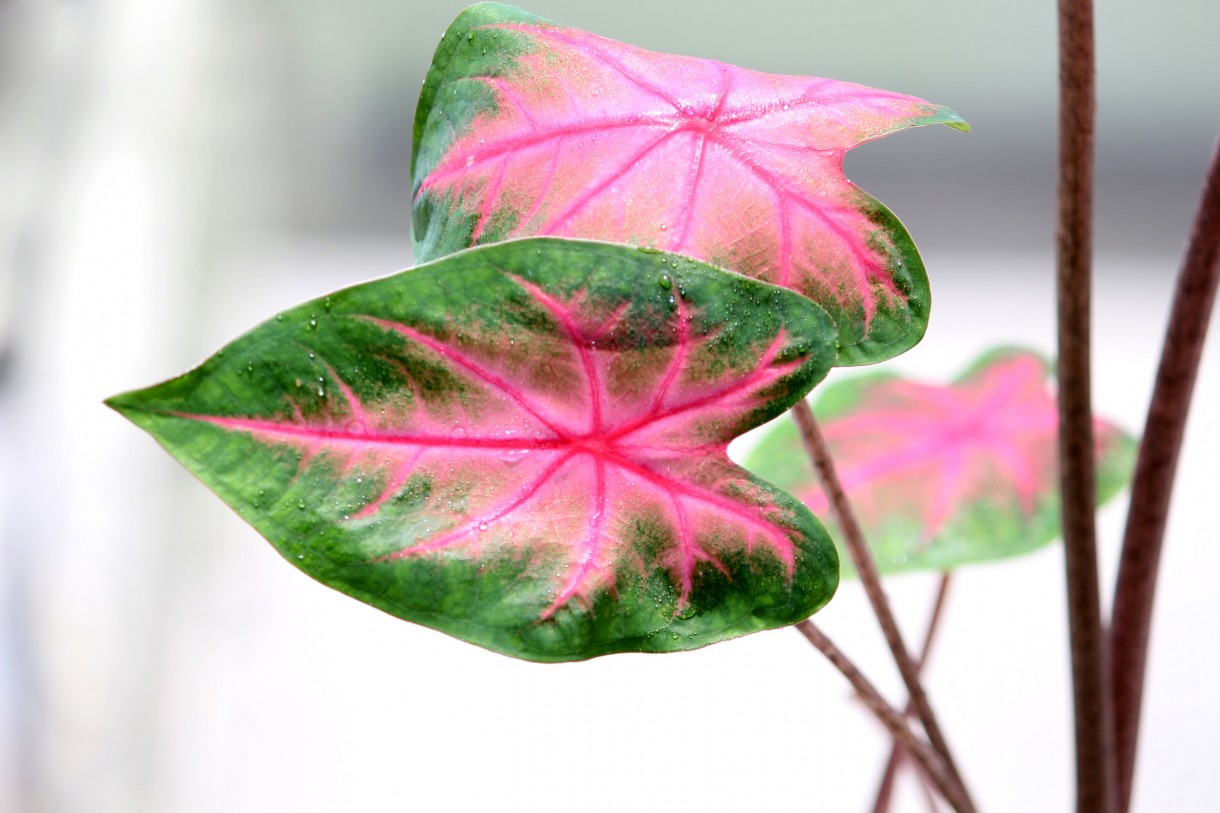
[
  {"x1": 743, "y1": 348, "x2": 1137, "y2": 575},
  {"x1": 108, "y1": 239, "x2": 840, "y2": 661},
  {"x1": 412, "y1": 2, "x2": 968, "y2": 366}
]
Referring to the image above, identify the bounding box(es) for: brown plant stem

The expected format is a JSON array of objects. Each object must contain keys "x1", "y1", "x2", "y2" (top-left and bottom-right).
[
  {"x1": 795, "y1": 620, "x2": 969, "y2": 813},
  {"x1": 1109, "y1": 136, "x2": 1220, "y2": 813},
  {"x1": 871, "y1": 573, "x2": 954, "y2": 813},
  {"x1": 791, "y1": 401, "x2": 975, "y2": 813},
  {"x1": 1056, "y1": 0, "x2": 1117, "y2": 810}
]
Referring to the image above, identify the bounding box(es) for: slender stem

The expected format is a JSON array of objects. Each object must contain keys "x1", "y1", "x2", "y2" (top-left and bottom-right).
[
  {"x1": 1056, "y1": 0, "x2": 1117, "y2": 810},
  {"x1": 795, "y1": 620, "x2": 970, "y2": 813},
  {"x1": 1110, "y1": 137, "x2": 1220, "y2": 813},
  {"x1": 871, "y1": 573, "x2": 954, "y2": 813},
  {"x1": 791, "y1": 401, "x2": 975, "y2": 813}
]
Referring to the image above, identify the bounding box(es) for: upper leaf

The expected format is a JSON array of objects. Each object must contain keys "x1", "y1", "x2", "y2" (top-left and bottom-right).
[
  {"x1": 413, "y1": 2, "x2": 968, "y2": 365},
  {"x1": 108, "y1": 239, "x2": 840, "y2": 661},
  {"x1": 743, "y1": 348, "x2": 1137, "y2": 575}
]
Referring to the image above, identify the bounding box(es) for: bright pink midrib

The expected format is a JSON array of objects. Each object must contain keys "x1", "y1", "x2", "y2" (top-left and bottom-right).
[{"x1": 189, "y1": 415, "x2": 571, "y2": 450}]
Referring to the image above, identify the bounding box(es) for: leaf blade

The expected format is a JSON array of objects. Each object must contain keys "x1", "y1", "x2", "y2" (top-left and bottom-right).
[
  {"x1": 109, "y1": 238, "x2": 840, "y2": 661},
  {"x1": 413, "y1": 3, "x2": 967, "y2": 365},
  {"x1": 743, "y1": 348, "x2": 1137, "y2": 575}
]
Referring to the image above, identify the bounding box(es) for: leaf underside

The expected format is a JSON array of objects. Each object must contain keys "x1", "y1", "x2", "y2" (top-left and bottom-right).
[
  {"x1": 109, "y1": 239, "x2": 841, "y2": 661},
  {"x1": 744, "y1": 348, "x2": 1137, "y2": 576},
  {"x1": 413, "y1": 2, "x2": 968, "y2": 366}
]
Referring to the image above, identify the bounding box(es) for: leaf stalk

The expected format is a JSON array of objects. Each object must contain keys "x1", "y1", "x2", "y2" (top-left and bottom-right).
[
  {"x1": 870, "y1": 573, "x2": 954, "y2": 813},
  {"x1": 796, "y1": 620, "x2": 968, "y2": 813},
  {"x1": 791, "y1": 401, "x2": 975, "y2": 813},
  {"x1": 1109, "y1": 135, "x2": 1220, "y2": 813}
]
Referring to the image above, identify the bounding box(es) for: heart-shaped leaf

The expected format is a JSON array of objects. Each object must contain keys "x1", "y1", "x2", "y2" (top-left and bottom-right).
[
  {"x1": 413, "y1": 3, "x2": 968, "y2": 365},
  {"x1": 108, "y1": 239, "x2": 840, "y2": 661},
  {"x1": 743, "y1": 348, "x2": 1137, "y2": 575}
]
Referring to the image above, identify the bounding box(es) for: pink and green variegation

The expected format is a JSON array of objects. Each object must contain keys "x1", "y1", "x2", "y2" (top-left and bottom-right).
[
  {"x1": 744, "y1": 348, "x2": 1137, "y2": 575},
  {"x1": 412, "y1": 2, "x2": 968, "y2": 365},
  {"x1": 108, "y1": 239, "x2": 840, "y2": 661}
]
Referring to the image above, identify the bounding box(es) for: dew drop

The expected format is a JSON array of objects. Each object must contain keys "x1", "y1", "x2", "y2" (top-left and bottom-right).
[
  {"x1": 782, "y1": 103, "x2": 790, "y2": 111},
  {"x1": 297, "y1": 500, "x2": 306, "y2": 510},
  {"x1": 478, "y1": 522, "x2": 489, "y2": 532},
  {"x1": 275, "y1": 314, "x2": 284, "y2": 322},
  {"x1": 659, "y1": 223, "x2": 668, "y2": 231},
  {"x1": 666, "y1": 295, "x2": 677, "y2": 310},
  {"x1": 658, "y1": 273, "x2": 672, "y2": 290},
  {"x1": 297, "y1": 553, "x2": 305, "y2": 560}
]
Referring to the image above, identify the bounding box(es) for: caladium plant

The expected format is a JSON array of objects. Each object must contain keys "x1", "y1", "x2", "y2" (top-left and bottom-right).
[
  {"x1": 107, "y1": 239, "x2": 841, "y2": 661},
  {"x1": 412, "y1": 2, "x2": 968, "y2": 366},
  {"x1": 745, "y1": 348, "x2": 1137, "y2": 576}
]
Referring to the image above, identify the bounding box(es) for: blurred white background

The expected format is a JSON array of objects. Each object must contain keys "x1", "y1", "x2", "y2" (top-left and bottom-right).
[{"x1": 2, "y1": 1, "x2": 1217, "y2": 811}]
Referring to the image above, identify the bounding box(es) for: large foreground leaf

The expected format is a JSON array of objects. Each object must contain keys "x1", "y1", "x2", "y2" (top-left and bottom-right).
[
  {"x1": 109, "y1": 239, "x2": 840, "y2": 661},
  {"x1": 744, "y1": 348, "x2": 1137, "y2": 575},
  {"x1": 413, "y1": 3, "x2": 967, "y2": 365}
]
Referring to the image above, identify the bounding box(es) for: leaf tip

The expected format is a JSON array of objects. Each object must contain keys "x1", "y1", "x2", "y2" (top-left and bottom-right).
[
  {"x1": 103, "y1": 390, "x2": 137, "y2": 416},
  {"x1": 937, "y1": 107, "x2": 971, "y2": 133}
]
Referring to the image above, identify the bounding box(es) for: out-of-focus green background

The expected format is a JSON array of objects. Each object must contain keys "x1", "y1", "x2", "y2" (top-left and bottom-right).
[{"x1": 2, "y1": 1, "x2": 1217, "y2": 811}]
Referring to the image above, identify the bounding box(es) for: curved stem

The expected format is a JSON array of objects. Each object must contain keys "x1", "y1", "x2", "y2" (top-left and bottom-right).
[
  {"x1": 791, "y1": 401, "x2": 975, "y2": 813},
  {"x1": 1110, "y1": 136, "x2": 1220, "y2": 813},
  {"x1": 1056, "y1": 0, "x2": 1117, "y2": 809},
  {"x1": 871, "y1": 573, "x2": 954, "y2": 813},
  {"x1": 795, "y1": 620, "x2": 969, "y2": 813}
]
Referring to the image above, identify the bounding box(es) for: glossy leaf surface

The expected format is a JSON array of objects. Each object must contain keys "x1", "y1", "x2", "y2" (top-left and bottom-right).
[
  {"x1": 109, "y1": 239, "x2": 840, "y2": 661},
  {"x1": 744, "y1": 349, "x2": 1136, "y2": 575},
  {"x1": 413, "y1": 3, "x2": 967, "y2": 365}
]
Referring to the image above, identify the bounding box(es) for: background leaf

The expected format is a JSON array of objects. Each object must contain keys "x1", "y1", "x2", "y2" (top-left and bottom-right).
[
  {"x1": 108, "y1": 238, "x2": 840, "y2": 661},
  {"x1": 412, "y1": 2, "x2": 967, "y2": 365},
  {"x1": 743, "y1": 348, "x2": 1137, "y2": 575}
]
